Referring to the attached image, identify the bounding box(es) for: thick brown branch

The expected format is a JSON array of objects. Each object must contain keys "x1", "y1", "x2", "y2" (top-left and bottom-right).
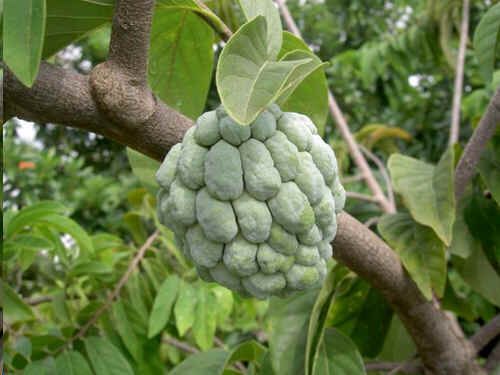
[
  {"x1": 4, "y1": 63, "x2": 191, "y2": 160},
  {"x1": 485, "y1": 341, "x2": 500, "y2": 373},
  {"x1": 471, "y1": 314, "x2": 500, "y2": 352},
  {"x1": 108, "y1": 0, "x2": 155, "y2": 82},
  {"x1": 455, "y1": 87, "x2": 500, "y2": 200},
  {"x1": 333, "y1": 213, "x2": 483, "y2": 375}
]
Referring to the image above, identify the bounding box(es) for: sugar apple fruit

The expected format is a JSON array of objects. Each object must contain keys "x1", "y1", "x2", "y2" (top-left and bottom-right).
[{"x1": 156, "y1": 104, "x2": 345, "y2": 299}]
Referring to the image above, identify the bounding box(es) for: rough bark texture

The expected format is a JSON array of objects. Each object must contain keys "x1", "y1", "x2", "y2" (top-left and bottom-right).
[
  {"x1": 2, "y1": 0, "x2": 492, "y2": 373},
  {"x1": 333, "y1": 212, "x2": 482, "y2": 375},
  {"x1": 455, "y1": 87, "x2": 500, "y2": 200}
]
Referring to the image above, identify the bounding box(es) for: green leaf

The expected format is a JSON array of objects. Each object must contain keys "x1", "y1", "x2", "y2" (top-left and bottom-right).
[
  {"x1": 216, "y1": 16, "x2": 312, "y2": 125},
  {"x1": 24, "y1": 358, "x2": 56, "y2": 375},
  {"x1": 225, "y1": 340, "x2": 266, "y2": 368},
  {"x1": 38, "y1": 214, "x2": 94, "y2": 254},
  {"x1": 43, "y1": 0, "x2": 114, "y2": 58},
  {"x1": 378, "y1": 213, "x2": 447, "y2": 299},
  {"x1": 312, "y1": 328, "x2": 366, "y2": 375},
  {"x1": 453, "y1": 244, "x2": 500, "y2": 307},
  {"x1": 84, "y1": 336, "x2": 134, "y2": 375},
  {"x1": 478, "y1": 143, "x2": 500, "y2": 205},
  {"x1": 174, "y1": 281, "x2": 198, "y2": 336},
  {"x1": 148, "y1": 275, "x2": 180, "y2": 338},
  {"x1": 55, "y1": 351, "x2": 93, "y2": 375},
  {"x1": 113, "y1": 301, "x2": 143, "y2": 361},
  {"x1": 267, "y1": 291, "x2": 317, "y2": 375},
  {"x1": 326, "y1": 277, "x2": 393, "y2": 358},
  {"x1": 6, "y1": 234, "x2": 54, "y2": 250},
  {"x1": 238, "y1": 0, "x2": 283, "y2": 59},
  {"x1": 441, "y1": 278, "x2": 476, "y2": 321},
  {"x1": 192, "y1": 286, "x2": 218, "y2": 350},
  {"x1": 2, "y1": 279, "x2": 35, "y2": 323},
  {"x1": 3, "y1": 0, "x2": 46, "y2": 86},
  {"x1": 378, "y1": 316, "x2": 416, "y2": 362},
  {"x1": 69, "y1": 260, "x2": 113, "y2": 276},
  {"x1": 388, "y1": 148, "x2": 455, "y2": 245},
  {"x1": 126, "y1": 148, "x2": 160, "y2": 194},
  {"x1": 449, "y1": 197, "x2": 475, "y2": 258},
  {"x1": 6, "y1": 201, "x2": 66, "y2": 237},
  {"x1": 277, "y1": 32, "x2": 328, "y2": 133},
  {"x1": 149, "y1": 8, "x2": 214, "y2": 119},
  {"x1": 473, "y1": 3, "x2": 500, "y2": 82},
  {"x1": 305, "y1": 270, "x2": 336, "y2": 375},
  {"x1": 169, "y1": 349, "x2": 228, "y2": 375}
]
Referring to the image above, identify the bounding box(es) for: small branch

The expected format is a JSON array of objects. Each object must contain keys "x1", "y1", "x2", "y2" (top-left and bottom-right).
[
  {"x1": 365, "y1": 360, "x2": 421, "y2": 374},
  {"x1": 163, "y1": 337, "x2": 199, "y2": 355},
  {"x1": 471, "y1": 314, "x2": 500, "y2": 352},
  {"x1": 449, "y1": 0, "x2": 470, "y2": 146},
  {"x1": 363, "y1": 216, "x2": 380, "y2": 228},
  {"x1": 485, "y1": 340, "x2": 500, "y2": 373},
  {"x1": 341, "y1": 174, "x2": 364, "y2": 184},
  {"x1": 274, "y1": 0, "x2": 394, "y2": 214},
  {"x1": 108, "y1": 0, "x2": 155, "y2": 82},
  {"x1": 455, "y1": 87, "x2": 500, "y2": 200},
  {"x1": 360, "y1": 145, "x2": 396, "y2": 211},
  {"x1": 26, "y1": 296, "x2": 53, "y2": 306},
  {"x1": 346, "y1": 191, "x2": 380, "y2": 203},
  {"x1": 61, "y1": 231, "x2": 159, "y2": 350},
  {"x1": 193, "y1": 0, "x2": 233, "y2": 42}
]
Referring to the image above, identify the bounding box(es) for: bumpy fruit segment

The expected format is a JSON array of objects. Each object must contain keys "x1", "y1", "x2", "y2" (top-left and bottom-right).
[{"x1": 156, "y1": 104, "x2": 345, "y2": 298}]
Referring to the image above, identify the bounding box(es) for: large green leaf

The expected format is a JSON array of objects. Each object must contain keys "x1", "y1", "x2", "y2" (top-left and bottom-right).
[
  {"x1": 43, "y1": 0, "x2": 114, "y2": 58},
  {"x1": 238, "y1": 0, "x2": 283, "y2": 59},
  {"x1": 169, "y1": 349, "x2": 228, "y2": 375},
  {"x1": 388, "y1": 148, "x2": 455, "y2": 245},
  {"x1": 378, "y1": 213, "x2": 447, "y2": 299},
  {"x1": 267, "y1": 291, "x2": 317, "y2": 375},
  {"x1": 148, "y1": 275, "x2": 180, "y2": 338},
  {"x1": 224, "y1": 340, "x2": 267, "y2": 369},
  {"x1": 305, "y1": 270, "x2": 336, "y2": 375},
  {"x1": 216, "y1": 16, "x2": 317, "y2": 125},
  {"x1": 192, "y1": 286, "x2": 218, "y2": 350},
  {"x1": 174, "y1": 281, "x2": 198, "y2": 336},
  {"x1": 38, "y1": 214, "x2": 94, "y2": 254},
  {"x1": 6, "y1": 201, "x2": 66, "y2": 237},
  {"x1": 3, "y1": 0, "x2": 46, "y2": 86},
  {"x1": 473, "y1": 3, "x2": 500, "y2": 82},
  {"x1": 312, "y1": 328, "x2": 365, "y2": 375},
  {"x1": 326, "y1": 277, "x2": 392, "y2": 357},
  {"x1": 126, "y1": 148, "x2": 161, "y2": 194},
  {"x1": 149, "y1": 8, "x2": 214, "y2": 120},
  {"x1": 377, "y1": 316, "x2": 416, "y2": 361},
  {"x1": 84, "y1": 336, "x2": 134, "y2": 375},
  {"x1": 2, "y1": 279, "x2": 35, "y2": 323},
  {"x1": 55, "y1": 351, "x2": 93, "y2": 375},
  {"x1": 277, "y1": 32, "x2": 328, "y2": 134}
]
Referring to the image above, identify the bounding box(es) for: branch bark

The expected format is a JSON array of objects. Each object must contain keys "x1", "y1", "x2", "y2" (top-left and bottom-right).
[
  {"x1": 333, "y1": 213, "x2": 482, "y2": 374},
  {"x1": 455, "y1": 87, "x2": 500, "y2": 200},
  {"x1": 471, "y1": 313, "x2": 500, "y2": 352},
  {"x1": 274, "y1": 0, "x2": 395, "y2": 214},
  {"x1": 449, "y1": 0, "x2": 470, "y2": 146}
]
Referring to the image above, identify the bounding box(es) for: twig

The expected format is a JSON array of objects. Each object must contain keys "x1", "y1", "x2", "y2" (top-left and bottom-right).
[
  {"x1": 471, "y1": 314, "x2": 500, "y2": 352},
  {"x1": 341, "y1": 174, "x2": 364, "y2": 184},
  {"x1": 274, "y1": 0, "x2": 394, "y2": 214},
  {"x1": 60, "y1": 230, "x2": 159, "y2": 351},
  {"x1": 360, "y1": 145, "x2": 396, "y2": 211},
  {"x1": 455, "y1": 87, "x2": 500, "y2": 200},
  {"x1": 449, "y1": 0, "x2": 470, "y2": 146},
  {"x1": 163, "y1": 337, "x2": 199, "y2": 354},
  {"x1": 346, "y1": 191, "x2": 380, "y2": 203},
  {"x1": 26, "y1": 295, "x2": 53, "y2": 306},
  {"x1": 363, "y1": 216, "x2": 380, "y2": 228},
  {"x1": 365, "y1": 360, "x2": 421, "y2": 374}
]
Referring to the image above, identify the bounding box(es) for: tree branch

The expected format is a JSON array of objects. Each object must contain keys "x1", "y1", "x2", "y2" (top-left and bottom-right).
[
  {"x1": 471, "y1": 313, "x2": 500, "y2": 352},
  {"x1": 61, "y1": 231, "x2": 159, "y2": 351},
  {"x1": 455, "y1": 87, "x2": 500, "y2": 200},
  {"x1": 108, "y1": 0, "x2": 155, "y2": 82},
  {"x1": 345, "y1": 191, "x2": 379, "y2": 203},
  {"x1": 274, "y1": 0, "x2": 395, "y2": 214},
  {"x1": 485, "y1": 340, "x2": 500, "y2": 373},
  {"x1": 365, "y1": 360, "x2": 421, "y2": 374},
  {"x1": 449, "y1": 0, "x2": 469, "y2": 146},
  {"x1": 333, "y1": 213, "x2": 482, "y2": 374}
]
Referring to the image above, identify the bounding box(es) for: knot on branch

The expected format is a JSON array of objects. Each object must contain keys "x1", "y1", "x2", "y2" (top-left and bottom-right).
[{"x1": 89, "y1": 62, "x2": 155, "y2": 126}]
